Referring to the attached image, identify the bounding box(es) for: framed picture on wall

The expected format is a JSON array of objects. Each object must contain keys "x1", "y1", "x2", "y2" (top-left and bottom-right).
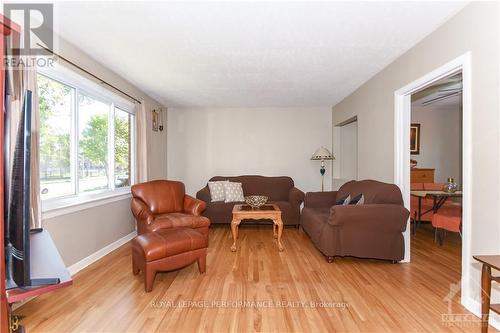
[
  {"x1": 152, "y1": 110, "x2": 159, "y2": 132},
  {"x1": 410, "y1": 123, "x2": 420, "y2": 155}
]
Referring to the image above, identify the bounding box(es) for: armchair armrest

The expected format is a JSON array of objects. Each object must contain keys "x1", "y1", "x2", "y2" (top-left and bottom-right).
[
  {"x1": 184, "y1": 195, "x2": 207, "y2": 216},
  {"x1": 196, "y1": 186, "x2": 211, "y2": 203},
  {"x1": 131, "y1": 198, "x2": 154, "y2": 234},
  {"x1": 304, "y1": 191, "x2": 338, "y2": 208},
  {"x1": 288, "y1": 187, "x2": 305, "y2": 207},
  {"x1": 328, "y1": 204, "x2": 409, "y2": 232}
]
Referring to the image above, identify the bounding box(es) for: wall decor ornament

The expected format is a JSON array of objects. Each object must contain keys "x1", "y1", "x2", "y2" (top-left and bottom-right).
[{"x1": 152, "y1": 110, "x2": 159, "y2": 132}]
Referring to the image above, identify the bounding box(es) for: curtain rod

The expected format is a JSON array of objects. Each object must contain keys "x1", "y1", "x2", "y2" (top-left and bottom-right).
[{"x1": 36, "y1": 43, "x2": 142, "y2": 104}]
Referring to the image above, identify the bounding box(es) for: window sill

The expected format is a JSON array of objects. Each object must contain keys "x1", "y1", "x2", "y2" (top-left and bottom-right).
[{"x1": 42, "y1": 188, "x2": 132, "y2": 220}]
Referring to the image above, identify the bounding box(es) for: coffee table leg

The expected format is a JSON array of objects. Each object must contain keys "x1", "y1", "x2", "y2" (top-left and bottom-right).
[
  {"x1": 231, "y1": 219, "x2": 240, "y2": 252},
  {"x1": 273, "y1": 223, "x2": 277, "y2": 238},
  {"x1": 275, "y1": 218, "x2": 284, "y2": 252}
]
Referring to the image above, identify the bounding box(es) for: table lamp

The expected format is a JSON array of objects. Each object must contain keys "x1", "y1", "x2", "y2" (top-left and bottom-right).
[{"x1": 311, "y1": 147, "x2": 334, "y2": 191}]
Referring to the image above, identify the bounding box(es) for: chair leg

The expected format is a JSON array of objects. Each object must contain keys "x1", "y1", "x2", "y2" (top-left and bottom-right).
[
  {"x1": 132, "y1": 255, "x2": 140, "y2": 275},
  {"x1": 145, "y1": 267, "x2": 156, "y2": 292},
  {"x1": 197, "y1": 252, "x2": 207, "y2": 274},
  {"x1": 437, "y1": 228, "x2": 444, "y2": 246},
  {"x1": 412, "y1": 211, "x2": 417, "y2": 235}
]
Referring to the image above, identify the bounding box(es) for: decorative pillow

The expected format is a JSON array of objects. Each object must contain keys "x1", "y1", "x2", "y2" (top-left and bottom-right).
[
  {"x1": 349, "y1": 194, "x2": 364, "y2": 205},
  {"x1": 335, "y1": 195, "x2": 351, "y2": 206},
  {"x1": 356, "y1": 194, "x2": 365, "y2": 205},
  {"x1": 208, "y1": 181, "x2": 229, "y2": 202},
  {"x1": 223, "y1": 182, "x2": 245, "y2": 203}
]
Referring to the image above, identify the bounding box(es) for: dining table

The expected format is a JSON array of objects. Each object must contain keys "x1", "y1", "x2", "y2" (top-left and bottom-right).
[{"x1": 410, "y1": 190, "x2": 463, "y2": 227}]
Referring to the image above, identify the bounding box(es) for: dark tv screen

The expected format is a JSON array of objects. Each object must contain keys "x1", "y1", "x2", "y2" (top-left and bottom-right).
[{"x1": 5, "y1": 89, "x2": 32, "y2": 288}]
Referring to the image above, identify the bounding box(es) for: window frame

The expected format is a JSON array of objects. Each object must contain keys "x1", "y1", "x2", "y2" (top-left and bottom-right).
[{"x1": 38, "y1": 64, "x2": 136, "y2": 213}]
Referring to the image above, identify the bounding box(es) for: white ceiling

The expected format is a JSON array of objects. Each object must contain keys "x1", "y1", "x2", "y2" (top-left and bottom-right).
[{"x1": 53, "y1": 1, "x2": 467, "y2": 108}]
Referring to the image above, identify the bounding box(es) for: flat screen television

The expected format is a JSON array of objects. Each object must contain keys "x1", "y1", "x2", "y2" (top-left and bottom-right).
[
  {"x1": 3, "y1": 77, "x2": 59, "y2": 288},
  {"x1": 4, "y1": 88, "x2": 32, "y2": 288}
]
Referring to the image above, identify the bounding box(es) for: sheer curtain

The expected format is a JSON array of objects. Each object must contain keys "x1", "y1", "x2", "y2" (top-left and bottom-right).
[
  {"x1": 9, "y1": 59, "x2": 41, "y2": 229},
  {"x1": 135, "y1": 100, "x2": 149, "y2": 183}
]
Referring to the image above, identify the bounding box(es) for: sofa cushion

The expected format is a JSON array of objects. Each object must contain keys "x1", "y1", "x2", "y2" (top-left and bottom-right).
[
  {"x1": 202, "y1": 201, "x2": 240, "y2": 224},
  {"x1": 208, "y1": 180, "x2": 228, "y2": 202},
  {"x1": 150, "y1": 213, "x2": 210, "y2": 232},
  {"x1": 133, "y1": 228, "x2": 208, "y2": 262},
  {"x1": 223, "y1": 182, "x2": 245, "y2": 202}
]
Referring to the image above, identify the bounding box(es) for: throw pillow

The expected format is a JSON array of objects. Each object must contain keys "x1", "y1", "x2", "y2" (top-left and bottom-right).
[
  {"x1": 349, "y1": 194, "x2": 364, "y2": 205},
  {"x1": 335, "y1": 195, "x2": 351, "y2": 205},
  {"x1": 356, "y1": 194, "x2": 365, "y2": 205},
  {"x1": 208, "y1": 181, "x2": 229, "y2": 202},
  {"x1": 223, "y1": 182, "x2": 245, "y2": 203}
]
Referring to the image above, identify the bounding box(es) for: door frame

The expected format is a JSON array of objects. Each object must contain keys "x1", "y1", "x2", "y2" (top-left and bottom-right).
[
  {"x1": 332, "y1": 116, "x2": 358, "y2": 188},
  {"x1": 393, "y1": 52, "x2": 471, "y2": 305}
]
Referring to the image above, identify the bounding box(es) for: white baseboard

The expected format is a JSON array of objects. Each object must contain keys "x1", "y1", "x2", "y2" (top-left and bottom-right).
[
  {"x1": 464, "y1": 297, "x2": 500, "y2": 330},
  {"x1": 67, "y1": 231, "x2": 137, "y2": 276}
]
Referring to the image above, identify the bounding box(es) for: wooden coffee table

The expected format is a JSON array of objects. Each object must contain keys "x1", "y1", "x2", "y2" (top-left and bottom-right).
[{"x1": 230, "y1": 204, "x2": 284, "y2": 252}]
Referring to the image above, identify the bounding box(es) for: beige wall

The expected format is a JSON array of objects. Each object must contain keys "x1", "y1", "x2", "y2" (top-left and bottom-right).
[
  {"x1": 411, "y1": 104, "x2": 462, "y2": 184},
  {"x1": 42, "y1": 36, "x2": 168, "y2": 267},
  {"x1": 43, "y1": 199, "x2": 135, "y2": 266},
  {"x1": 167, "y1": 107, "x2": 332, "y2": 196},
  {"x1": 332, "y1": 2, "x2": 499, "y2": 316}
]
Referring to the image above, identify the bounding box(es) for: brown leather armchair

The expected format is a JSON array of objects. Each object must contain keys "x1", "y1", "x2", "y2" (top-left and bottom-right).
[{"x1": 131, "y1": 180, "x2": 210, "y2": 236}]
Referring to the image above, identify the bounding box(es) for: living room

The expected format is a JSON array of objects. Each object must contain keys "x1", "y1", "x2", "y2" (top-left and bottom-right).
[{"x1": 1, "y1": 1, "x2": 500, "y2": 333}]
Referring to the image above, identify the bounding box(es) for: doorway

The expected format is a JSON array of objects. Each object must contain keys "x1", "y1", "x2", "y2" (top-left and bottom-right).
[
  {"x1": 409, "y1": 72, "x2": 463, "y2": 270},
  {"x1": 332, "y1": 116, "x2": 358, "y2": 189},
  {"x1": 394, "y1": 53, "x2": 471, "y2": 306}
]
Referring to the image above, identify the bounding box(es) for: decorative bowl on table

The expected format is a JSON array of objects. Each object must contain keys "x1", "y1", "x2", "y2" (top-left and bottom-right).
[{"x1": 245, "y1": 195, "x2": 268, "y2": 209}]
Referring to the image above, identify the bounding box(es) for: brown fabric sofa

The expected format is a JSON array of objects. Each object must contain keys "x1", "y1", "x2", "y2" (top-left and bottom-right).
[
  {"x1": 300, "y1": 180, "x2": 409, "y2": 262},
  {"x1": 131, "y1": 180, "x2": 210, "y2": 237},
  {"x1": 196, "y1": 175, "x2": 305, "y2": 226}
]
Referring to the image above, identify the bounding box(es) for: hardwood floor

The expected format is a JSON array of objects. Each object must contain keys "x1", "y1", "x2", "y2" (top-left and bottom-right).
[{"x1": 16, "y1": 224, "x2": 498, "y2": 332}]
